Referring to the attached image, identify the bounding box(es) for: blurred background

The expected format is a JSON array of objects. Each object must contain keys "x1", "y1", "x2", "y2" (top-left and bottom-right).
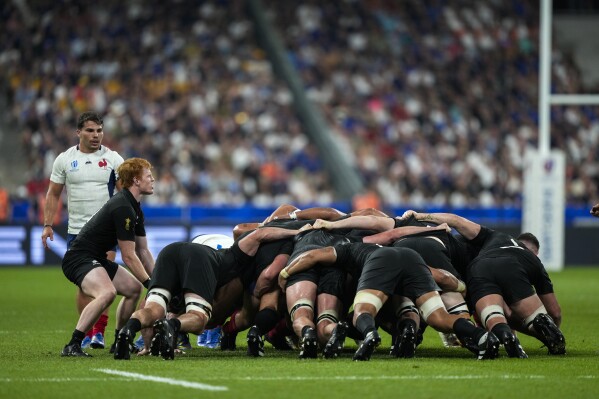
[{"x1": 1, "y1": 0, "x2": 599, "y2": 265}]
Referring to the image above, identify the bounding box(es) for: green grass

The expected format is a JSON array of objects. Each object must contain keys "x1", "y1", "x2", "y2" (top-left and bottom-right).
[{"x1": 1, "y1": 266, "x2": 598, "y2": 399}]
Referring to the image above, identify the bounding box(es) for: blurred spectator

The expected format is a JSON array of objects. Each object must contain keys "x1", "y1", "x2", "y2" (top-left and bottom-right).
[{"x1": 2, "y1": 0, "x2": 599, "y2": 213}]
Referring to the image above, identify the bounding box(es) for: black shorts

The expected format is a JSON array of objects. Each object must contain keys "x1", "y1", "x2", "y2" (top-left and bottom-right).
[
  {"x1": 151, "y1": 242, "x2": 220, "y2": 304},
  {"x1": 357, "y1": 247, "x2": 440, "y2": 301},
  {"x1": 393, "y1": 236, "x2": 461, "y2": 279},
  {"x1": 286, "y1": 266, "x2": 346, "y2": 298},
  {"x1": 62, "y1": 250, "x2": 119, "y2": 287},
  {"x1": 467, "y1": 255, "x2": 537, "y2": 306}
]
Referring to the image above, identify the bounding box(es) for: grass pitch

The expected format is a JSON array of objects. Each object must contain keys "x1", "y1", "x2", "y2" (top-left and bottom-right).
[{"x1": 0, "y1": 266, "x2": 598, "y2": 399}]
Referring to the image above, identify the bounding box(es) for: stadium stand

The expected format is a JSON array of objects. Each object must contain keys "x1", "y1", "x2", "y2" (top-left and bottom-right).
[{"x1": 1, "y1": 0, "x2": 599, "y2": 220}]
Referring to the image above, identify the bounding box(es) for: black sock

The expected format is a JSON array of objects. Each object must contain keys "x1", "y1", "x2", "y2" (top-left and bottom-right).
[
  {"x1": 345, "y1": 320, "x2": 363, "y2": 341},
  {"x1": 355, "y1": 313, "x2": 376, "y2": 337},
  {"x1": 169, "y1": 318, "x2": 181, "y2": 332},
  {"x1": 491, "y1": 323, "x2": 513, "y2": 342},
  {"x1": 124, "y1": 318, "x2": 142, "y2": 334},
  {"x1": 254, "y1": 308, "x2": 279, "y2": 335},
  {"x1": 68, "y1": 329, "x2": 86, "y2": 346},
  {"x1": 453, "y1": 318, "x2": 485, "y2": 342}
]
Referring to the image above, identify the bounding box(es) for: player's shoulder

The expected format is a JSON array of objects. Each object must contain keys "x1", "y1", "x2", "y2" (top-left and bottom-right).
[{"x1": 98, "y1": 146, "x2": 124, "y2": 163}]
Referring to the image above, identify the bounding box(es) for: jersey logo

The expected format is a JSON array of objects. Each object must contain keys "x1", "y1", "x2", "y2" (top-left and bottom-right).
[
  {"x1": 70, "y1": 160, "x2": 79, "y2": 171},
  {"x1": 125, "y1": 218, "x2": 131, "y2": 231},
  {"x1": 99, "y1": 158, "x2": 108, "y2": 169},
  {"x1": 500, "y1": 239, "x2": 524, "y2": 250}
]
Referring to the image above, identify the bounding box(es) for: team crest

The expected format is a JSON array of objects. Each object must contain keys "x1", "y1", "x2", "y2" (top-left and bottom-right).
[
  {"x1": 125, "y1": 218, "x2": 131, "y2": 231},
  {"x1": 69, "y1": 160, "x2": 79, "y2": 171},
  {"x1": 99, "y1": 158, "x2": 108, "y2": 169}
]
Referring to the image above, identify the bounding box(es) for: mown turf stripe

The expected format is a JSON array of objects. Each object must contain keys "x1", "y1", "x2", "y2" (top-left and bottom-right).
[{"x1": 94, "y1": 369, "x2": 228, "y2": 391}]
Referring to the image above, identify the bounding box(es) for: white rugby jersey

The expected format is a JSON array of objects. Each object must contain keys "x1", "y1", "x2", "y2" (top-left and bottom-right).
[{"x1": 50, "y1": 145, "x2": 124, "y2": 234}]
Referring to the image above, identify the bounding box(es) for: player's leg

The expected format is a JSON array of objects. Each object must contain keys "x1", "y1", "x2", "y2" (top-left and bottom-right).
[
  {"x1": 475, "y1": 294, "x2": 527, "y2": 358},
  {"x1": 351, "y1": 289, "x2": 387, "y2": 361},
  {"x1": 286, "y1": 280, "x2": 318, "y2": 358}
]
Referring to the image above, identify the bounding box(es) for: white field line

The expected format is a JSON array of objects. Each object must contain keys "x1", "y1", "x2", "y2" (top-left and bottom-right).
[
  {"x1": 1, "y1": 374, "x2": 596, "y2": 384},
  {"x1": 94, "y1": 369, "x2": 228, "y2": 391}
]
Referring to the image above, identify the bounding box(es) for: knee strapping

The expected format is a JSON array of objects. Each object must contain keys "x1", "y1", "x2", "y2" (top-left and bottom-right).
[
  {"x1": 317, "y1": 309, "x2": 339, "y2": 325},
  {"x1": 185, "y1": 295, "x2": 212, "y2": 320},
  {"x1": 480, "y1": 305, "x2": 505, "y2": 329},
  {"x1": 396, "y1": 300, "x2": 419, "y2": 318},
  {"x1": 146, "y1": 288, "x2": 171, "y2": 311},
  {"x1": 419, "y1": 296, "x2": 445, "y2": 322},
  {"x1": 447, "y1": 302, "x2": 470, "y2": 315},
  {"x1": 524, "y1": 306, "x2": 547, "y2": 330},
  {"x1": 353, "y1": 291, "x2": 383, "y2": 313},
  {"x1": 289, "y1": 298, "x2": 314, "y2": 321}
]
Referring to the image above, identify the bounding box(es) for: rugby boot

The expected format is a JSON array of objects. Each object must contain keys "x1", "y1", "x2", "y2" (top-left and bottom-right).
[
  {"x1": 61, "y1": 343, "x2": 92, "y2": 357},
  {"x1": 323, "y1": 321, "x2": 348, "y2": 359},
  {"x1": 476, "y1": 332, "x2": 500, "y2": 360},
  {"x1": 298, "y1": 327, "x2": 318, "y2": 359},
  {"x1": 151, "y1": 318, "x2": 178, "y2": 360},
  {"x1": 113, "y1": 328, "x2": 135, "y2": 360},
  {"x1": 390, "y1": 320, "x2": 417, "y2": 358},
  {"x1": 353, "y1": 330, "x2": 381, "y2": 361},
  {"x1": 499, "y1": 331, "x2": 528, "y2": 359},
  {"x1": 246, "y1": 326, "x2": 265, "y2": 357},
  {"x1": 532, "y1": 313, "x2": 566, "y2": 355}
]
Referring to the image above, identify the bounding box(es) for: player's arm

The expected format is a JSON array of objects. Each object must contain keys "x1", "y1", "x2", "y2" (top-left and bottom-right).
[
  {"x1": 135, "y1": 235, "x2": 155, "y2": 275},
  {"x1": 119, "y1": 239, "x2": 151, "y2": 287},
  {"x1": 237, "y1": 225, "x2": 310, "y2": 256},
  {"x1": 253, "y1": 253, "x2": 290, "y2": 298},
  {"x1": 538, "y1": 292, "x2": 562, "y2": 327},
  {"x1": 233, "y1": 222, "x2": 262, "y2": 240},
  {"x1": 267, "y1": 204, "x2": 347, "y2": 222},
  {"x1": 363, "y1": 223, "x2": 451, "y2": 245},
  {"x1": 428, "y1": 266, "x2": 466, "y2": 294},
  {"x1": 313, "y1": 215, "x2": 395, "y2": 232},
  {"x1": 278, "y1": 247, "x2": 337, "y2": 291},
  {"x1": 42, "y1": 181, "x2": 65, "y2": 249},
  {"x1": 403, "y1": 210, "x2": 481, "y2": 240}
]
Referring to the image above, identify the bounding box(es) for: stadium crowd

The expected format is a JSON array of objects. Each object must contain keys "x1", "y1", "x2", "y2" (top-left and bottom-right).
[{"x1": 1, "y1": 0, "x2": 599, "y2": 217}]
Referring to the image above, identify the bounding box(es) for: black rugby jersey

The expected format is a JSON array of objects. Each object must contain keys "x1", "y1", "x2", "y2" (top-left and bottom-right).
[{"x1": 68, "y1": 189, "x2": 145, "y2": 258}]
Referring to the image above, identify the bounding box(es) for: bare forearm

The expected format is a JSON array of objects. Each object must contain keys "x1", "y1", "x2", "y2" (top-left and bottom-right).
[
  {"x1": 122, "y1": 253, "x2": 151, "y2": 283},
  {"x1": 414, "y1": 212, "x2": 480, "y2": 240},
  {"x1": 136, "y1": 248, "x2": 155, "y2": 275}
]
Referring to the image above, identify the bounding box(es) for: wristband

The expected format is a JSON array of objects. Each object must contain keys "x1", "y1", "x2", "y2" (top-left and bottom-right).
[
  {"x1": 280, "y1": 268, "x2": 290, "y2": 279},
  {"x1": 456, "y1": 280, "x2": 466, "y2": 293},
  {"x1": 143, "y1": 278, "x2": 151, "y2": 289},
  {"x1": 44, "y1": 224, "x2": 53, "y2": 228}
]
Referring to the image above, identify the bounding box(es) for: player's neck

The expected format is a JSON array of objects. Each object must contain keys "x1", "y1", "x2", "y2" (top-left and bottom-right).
[
  {"x1": 126, "y1": 186, "x2": 143, "y2": 203},
  {"x1": 77, "y1": 144, "x2": 100, "y2": 154}
]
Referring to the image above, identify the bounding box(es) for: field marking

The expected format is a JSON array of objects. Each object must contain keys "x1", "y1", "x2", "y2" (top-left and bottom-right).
[
  {"x1": 1, "y1": 374, "x2": 596, "y2": 385},
  {"x1": 94, "y1": 369, "x2": 228, "y2": 391}
]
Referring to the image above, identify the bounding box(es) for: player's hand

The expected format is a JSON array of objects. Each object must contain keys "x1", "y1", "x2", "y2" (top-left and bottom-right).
[
  {"x1": 41, "y1": 226, "x2": 54, "y2": 249},
  {"x1": 299, "y1": 223, "x2": 313, "y2": 232},
  {"x1": 400, "y1": 210, "x2": 417, "y2": 220},
  {"x1": 439, "y1": 223, "x2": 451, "y2": 233},
  {"x1": 278, "y1": 274, "x2": 287, "y2": 293},
  {"x1": 312, "y1": 219, "x2": 330, "y2": 229},
  {"x1": 591, "y1": 203, "x2": 599, "y2": 217}
]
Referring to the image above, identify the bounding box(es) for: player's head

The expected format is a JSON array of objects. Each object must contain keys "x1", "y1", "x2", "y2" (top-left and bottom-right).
[
  {"x1": 191, "y1": 234, "x2": 234, "y2": 250},
  {"x1": 77, "y1": 111, "x2": 103, "y2": 129},
  {"x1": 517, "y1": 232, "x2": 540, "y2": 256},
  {"x1": 118, "y1": 158, "x2": 153, "y2": 190}
]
